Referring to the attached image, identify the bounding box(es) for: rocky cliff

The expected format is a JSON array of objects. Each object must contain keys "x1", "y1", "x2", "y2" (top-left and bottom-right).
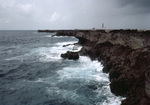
[{"x1": 55, "y1": 29, "x2": 150, "y2": 105}]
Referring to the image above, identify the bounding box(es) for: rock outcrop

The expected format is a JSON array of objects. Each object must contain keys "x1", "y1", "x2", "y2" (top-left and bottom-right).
[
  {"x1": 56, "y1": 29, "x2": 150, "y2": 105},
  {"x1": 61, "y1": 51, "x2": 79, "y2": 60}
]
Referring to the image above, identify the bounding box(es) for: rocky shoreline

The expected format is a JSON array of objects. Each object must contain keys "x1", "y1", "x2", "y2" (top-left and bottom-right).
[{"x1": 40, "y1": 29, "x2": 150, "y2": 105}]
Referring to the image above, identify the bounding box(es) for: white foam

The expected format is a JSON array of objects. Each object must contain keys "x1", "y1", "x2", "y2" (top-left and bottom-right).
[
  {"x1": 5, "y1": 36, "x2": 80, "y2": 62},
  {"x1": 56, "y1": 56, "x2": 108, "y2": 84},
  {"x1": 20, "y1": 36, "x2": 124, "y2": 104},
  {"x1": 29, "y1": 55, "x2": 124, "y2": 105},
  {"x1": 44, "y1": 35, "x2": 53, "y2": 37},
  {"x1": 5, "y1": 40, "x2": 78, "y2": 62},
  {"x1": 100, "y1": 95, "x2": 125, "y2": 105},
  {"x1": 37, "y1": 41, "x2": 81, "y2": 62},
  {"x1": 56, "y1": 56, "x2": 124, "y2": 105}
]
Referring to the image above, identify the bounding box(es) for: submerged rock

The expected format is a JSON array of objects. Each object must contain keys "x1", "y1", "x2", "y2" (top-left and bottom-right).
[{"x1": 61, "y1": 51, "x2": 79, "y2": 60}]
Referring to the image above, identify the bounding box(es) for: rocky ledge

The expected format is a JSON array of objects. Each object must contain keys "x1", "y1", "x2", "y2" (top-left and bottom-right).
[{"x1": 55, "y1": 29, "x2": 150, "y2": 105}]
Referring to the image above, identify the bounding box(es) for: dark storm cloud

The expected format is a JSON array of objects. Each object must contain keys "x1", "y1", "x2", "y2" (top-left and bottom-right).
[
  {"x1": 117, "y1": 0, "x2": 150, "y2": 13},
  {"x1": 117, "y1": 0, "x2": 150, "y2": 7}
]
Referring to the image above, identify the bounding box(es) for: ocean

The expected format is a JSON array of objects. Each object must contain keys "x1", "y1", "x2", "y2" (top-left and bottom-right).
[{"x1": 0, "y1": 30, "x2": 123, "y2": 105}]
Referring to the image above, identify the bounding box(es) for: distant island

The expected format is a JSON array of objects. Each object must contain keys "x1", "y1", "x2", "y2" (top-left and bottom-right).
[{"x1": 38, "y1": 29, "x2": 150, "y2": 105}]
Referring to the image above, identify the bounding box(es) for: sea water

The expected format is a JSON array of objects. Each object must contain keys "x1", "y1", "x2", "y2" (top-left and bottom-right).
[{"x1": 0, "y1": 31, "x2": 123, "y2": 105}]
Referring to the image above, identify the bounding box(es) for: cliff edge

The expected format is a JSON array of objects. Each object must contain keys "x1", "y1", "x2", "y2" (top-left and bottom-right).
[{"x1": 55, "y1": 29, "x2": 150, "y2": 105}]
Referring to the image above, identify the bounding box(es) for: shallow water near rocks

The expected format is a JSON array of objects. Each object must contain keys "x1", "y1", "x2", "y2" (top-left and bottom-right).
[{"x1": 0, "y1": 31, "x2": 123, "y2": 105}]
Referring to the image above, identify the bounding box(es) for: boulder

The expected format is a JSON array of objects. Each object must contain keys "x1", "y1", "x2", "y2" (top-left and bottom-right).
[{"x1": 61, "y1": 51, "x2": 79, "y2": 60}]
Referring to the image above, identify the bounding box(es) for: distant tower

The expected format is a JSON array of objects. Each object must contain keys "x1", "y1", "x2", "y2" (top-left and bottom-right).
[{"x1": 102, "y1": 23, "x2": 104, "y2": 29}]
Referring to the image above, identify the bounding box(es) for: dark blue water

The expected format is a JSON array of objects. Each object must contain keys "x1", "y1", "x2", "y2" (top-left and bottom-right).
[{"x1": 0, "y1": 31, "x2": 123, "y2": 105}]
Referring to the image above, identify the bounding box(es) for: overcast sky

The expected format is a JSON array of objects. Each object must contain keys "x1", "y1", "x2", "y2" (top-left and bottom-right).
[{"x1": 0, "y1": 0, "x2": 150, "y2": 30}]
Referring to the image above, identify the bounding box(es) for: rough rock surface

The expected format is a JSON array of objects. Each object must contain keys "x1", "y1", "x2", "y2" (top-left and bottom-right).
[
  {"x1": 56, "y1": 29, "x2": 150, "y2": 105},
  {"x1": 61, "y1": 51, "x2": 79, "y2": 60}
]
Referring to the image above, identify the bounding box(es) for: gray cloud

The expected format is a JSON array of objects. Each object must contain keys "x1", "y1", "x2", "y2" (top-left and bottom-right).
[
  {"x1": 117, "y1": 0, "x2": 150, "y2": 8},
  {"x1": 115, "y1": 0, "x2": 150, "y2": 16},
  {"x1": 0, "y1": 0, "x2": 149, "y2": 30}
]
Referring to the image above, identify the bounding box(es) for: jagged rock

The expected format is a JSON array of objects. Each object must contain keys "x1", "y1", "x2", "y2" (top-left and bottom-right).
[
  {"x1": 61, "y1": 51, "x2": 79, "y2": 60},
  {"x1": 62, "y1": 43, "x2": 75, "y2": 47}
]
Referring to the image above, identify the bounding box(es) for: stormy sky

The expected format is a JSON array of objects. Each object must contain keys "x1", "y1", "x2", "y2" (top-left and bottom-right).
[{"x1": 0, "y1": 0, "x2": 150, "y2": 30}]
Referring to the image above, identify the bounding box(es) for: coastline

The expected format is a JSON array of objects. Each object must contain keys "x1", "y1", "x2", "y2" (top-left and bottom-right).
[{"x1": 38, "y1": 29, "x2": 150, "y2": 105}]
